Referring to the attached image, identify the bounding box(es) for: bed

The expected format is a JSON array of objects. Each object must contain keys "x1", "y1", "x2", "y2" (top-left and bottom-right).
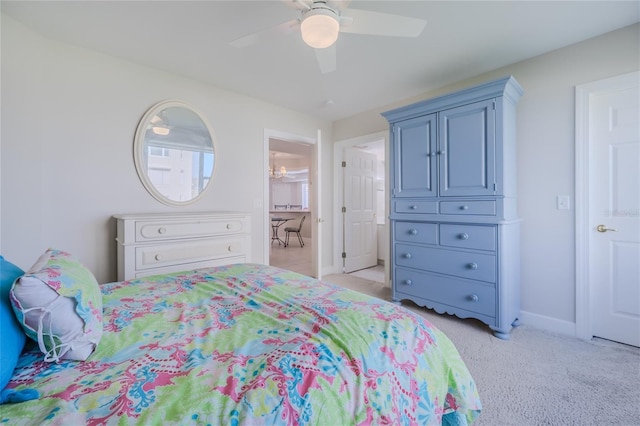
[{"x1": 2, "y1": 260, "x2": 481, "y2": 425}]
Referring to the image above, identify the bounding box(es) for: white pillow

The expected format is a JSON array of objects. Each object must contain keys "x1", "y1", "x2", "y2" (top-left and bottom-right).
[{"x1": 10, "y1": 249, "x2": 103, "y2": 362}]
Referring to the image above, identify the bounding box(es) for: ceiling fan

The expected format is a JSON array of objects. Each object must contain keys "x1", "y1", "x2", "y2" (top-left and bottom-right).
[{"x1": 230, "y1": 0, "x2": 427, "y2": 74}]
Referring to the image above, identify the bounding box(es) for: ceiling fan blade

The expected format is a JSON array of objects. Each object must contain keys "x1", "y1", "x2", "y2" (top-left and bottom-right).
[
  {"x1": 329, "y1": 0, "x2": 352, "y2": 11},
  {"x1": 282, "y1": 0, "x2": 312, "y2": 11},
  {"x1": 315, "y1": 44, "x2": 337, "y2": 74},
  {"x1": 230, "y1": 19, "x2": 300, "y2": 48},
  {"x1": 339, "y1": 8, "x2": 426, "y2": 38}
]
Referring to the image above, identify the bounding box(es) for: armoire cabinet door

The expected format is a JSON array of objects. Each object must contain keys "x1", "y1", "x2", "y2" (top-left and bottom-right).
[
  {"x1": 392, "y1": 113, "x2": 437, "y2": 198},
  {"x1": 438, "y1": 99, "x2": 496, "y2": 197}
]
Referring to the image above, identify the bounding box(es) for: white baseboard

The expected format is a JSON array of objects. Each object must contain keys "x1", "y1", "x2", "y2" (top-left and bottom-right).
[
  {"x1": 518, "y1": 310, "x2": 576, "y2": 337},
  {"x1": 322, "y1": 265, "x2": 340, "y2": 277}
]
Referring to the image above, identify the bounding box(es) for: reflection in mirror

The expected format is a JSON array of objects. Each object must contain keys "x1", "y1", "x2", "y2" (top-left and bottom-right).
[{"x1": 134, "y1": 101, "x2": 215, "y2": 206}]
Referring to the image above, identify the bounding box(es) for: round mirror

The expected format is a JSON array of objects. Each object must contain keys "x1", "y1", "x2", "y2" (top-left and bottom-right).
[{"x1": 134, "y1": 101, "x2": 216, "y2": 206}]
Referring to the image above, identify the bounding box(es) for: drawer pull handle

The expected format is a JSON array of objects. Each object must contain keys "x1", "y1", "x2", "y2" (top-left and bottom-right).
[
  {"x1": 226, "y1": 223, "x2": 232, "y2": 230},
  {"x1": 467, "y1": 262, "x2": 478, "y2": 270},
  {"x1": 460, "y1": 205, "x2": 469, "y2": 211},
  {"x1": 157, "y1": 227, "x2": 167, "y2": 234},
  {"x1": 459, "y1": 233, "x2": 469, "y2": 240},
  {"x1": 409, "y1": 228, "x2": 418, "y2": 235},
  {"x1": 227, "y1": 245, "x2": 233, "y2": 252},
  {"x1": 438, "y1": 150, "x2": 446, "y2": 155},
  {"x1": 404, "y1": 279, "x2": 413, "y2": 286},
  {"x1": 469, "y1": 294, "x2": 479, "y2": 302},
  {"x1": 154, "y1": 254, "x2": 162, "y2": 261},
  {"x1": 404, "y1": 253, "x2": 412, "y2": 259},
  {"x1": 409, "y1": 205, "x2": 418, "y2": 210}
]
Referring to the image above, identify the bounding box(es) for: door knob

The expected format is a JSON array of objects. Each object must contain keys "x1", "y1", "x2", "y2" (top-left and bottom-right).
[{"x1": 596, "y1": 224, "x2": 617, "y2": 233}]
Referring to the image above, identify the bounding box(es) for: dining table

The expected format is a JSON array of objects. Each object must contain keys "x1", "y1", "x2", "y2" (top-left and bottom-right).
[{"x1": 271, "y1": 217, "x2": 293, "y2": 246}]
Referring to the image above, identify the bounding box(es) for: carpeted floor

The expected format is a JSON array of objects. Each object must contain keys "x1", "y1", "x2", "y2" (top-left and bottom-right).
[{"x1": 324, "y1": 273, "x2": 640, "y2": 426}]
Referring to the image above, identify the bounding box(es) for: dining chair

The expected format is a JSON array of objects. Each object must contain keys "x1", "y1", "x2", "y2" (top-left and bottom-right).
[{"x1": 284, "y1": 215, "x2": 305, "y2": 247}]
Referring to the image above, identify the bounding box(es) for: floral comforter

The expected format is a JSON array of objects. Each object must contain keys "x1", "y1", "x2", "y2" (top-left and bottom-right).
[{"x1": 2, "y1": 263, "x2": 481, "y2": 425}]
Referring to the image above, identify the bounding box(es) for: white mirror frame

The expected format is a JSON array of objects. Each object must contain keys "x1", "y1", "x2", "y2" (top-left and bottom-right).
[{"x1": 134, "y1": 100, "x2": 216, "y2": 207}]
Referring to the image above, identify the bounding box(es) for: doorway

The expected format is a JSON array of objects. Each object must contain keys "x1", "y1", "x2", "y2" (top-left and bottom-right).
[
  {"x1": 265, "y1": 131, "x2": 316, "y2": 277},
  {"x1": 575, "y1": 71, "x2": 640, "y2": 347},
  {"x1": 333, "y1": 131, "x2": 389, "y2": 285}
]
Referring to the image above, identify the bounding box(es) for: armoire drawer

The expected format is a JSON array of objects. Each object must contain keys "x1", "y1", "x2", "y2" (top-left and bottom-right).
[
  {"x1": 439, "y1": 201, "x2": 496, "y2": 216},
  {"x1": 395, "y1": 243, "x2": 496, "y2": 283},
  {"x1": 395, "y1": 222, "x2": 437, "y2": 245},
  {"x1": 394, "y1": 267, "x2": 496, "y2": 318},
  {"x1": 394, "y1": 200, "x2": 438, "y2": 215},
  {"x1": 135, "y1": 217, "x2": 247, "y2": 242},
  {"x1": 135, "y1": 237, "x2": 248, "y2": 271},
  {"x1": 439, "y1": 224, "x2": 496, "y2": 251}
]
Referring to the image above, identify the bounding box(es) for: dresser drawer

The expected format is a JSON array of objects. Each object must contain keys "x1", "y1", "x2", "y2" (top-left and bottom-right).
[
  {"x1": 135, "y1": 237, "x2": 248, "y2": 271},
  {"x1": 394, "y1": 200, "x2": 438, "y2": 214},
  {"x1": 395, "y1": 243, "x2": 496, "y2": 283},
  {"x1": 135, "y1": 217, "x2": 247, "y2": 242},
  {"x1": 439, "y1": 201, "x2": 496, "y2": 216},
  {"x1": 395, "y1": 222, "x2": 437, "y2": 245},
  {"x1": 133, "y1": 256, "x2": 247, "y2": 279},
  {"x1": 394, "y1": 267, "x2": 496, "y2": 317},
  {"x1": 440, "y1": 224, "x2": 496, "y2": 251}
]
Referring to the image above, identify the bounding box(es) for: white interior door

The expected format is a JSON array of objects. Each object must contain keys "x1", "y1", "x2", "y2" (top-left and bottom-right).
[
  {"x1": 343, "y1": 148, "x2": 377, "y2": 273},
  {"x1": 589, "y1": 74, "x2": 640, "y2": 347}
]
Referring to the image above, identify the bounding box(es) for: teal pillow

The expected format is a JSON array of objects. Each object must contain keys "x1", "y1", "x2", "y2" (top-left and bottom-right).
[{"x1": 0, "y1": 256, "x2": 26, "y2": 390}]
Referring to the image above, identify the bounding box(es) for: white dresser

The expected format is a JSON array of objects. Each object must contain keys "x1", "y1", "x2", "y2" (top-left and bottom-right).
[{"x1": 114, "y1": 212, "x2": 252, "y2": 281}]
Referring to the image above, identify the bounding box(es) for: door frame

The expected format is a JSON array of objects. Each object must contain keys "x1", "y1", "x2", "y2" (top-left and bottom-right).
[
  {"x1": 574, "y1": 71, "x2": 639, "y2": 341},
  {"x1": 333, "y1": 131, "x2": 389, "y2": 284},
  {"x1": 263, "y1": 128, "x2": 319, "y2": 277}
]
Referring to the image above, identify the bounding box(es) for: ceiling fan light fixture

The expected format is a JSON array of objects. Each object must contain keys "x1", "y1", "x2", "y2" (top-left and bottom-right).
[
  {"x1": 151, "y1": 126, "x2": 170, "y2": 136},
  {"x1": 300, "y1": 7, "x2": 339, "y2": 49}
]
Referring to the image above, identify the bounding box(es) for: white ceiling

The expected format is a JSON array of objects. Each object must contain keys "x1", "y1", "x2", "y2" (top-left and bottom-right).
[{"x1": 2, "y1": 1, "x2": 638, "y2": 122}]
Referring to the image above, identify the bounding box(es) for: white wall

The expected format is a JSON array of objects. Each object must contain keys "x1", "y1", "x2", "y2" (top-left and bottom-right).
[
  {"x1": 376, "y1": 224, "x2": 386, "y2": 263},
  {"x1": 333, "y1": 24, "x2": 640, "y2": 332},
  {"x1": 0, "y1": 15, "x2": 333, "y2": 283}
]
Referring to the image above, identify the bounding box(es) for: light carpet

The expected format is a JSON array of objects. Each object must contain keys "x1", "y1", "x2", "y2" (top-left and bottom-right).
[{"x1": 323, "y1": 273, "x2": 640, "y2": 426}]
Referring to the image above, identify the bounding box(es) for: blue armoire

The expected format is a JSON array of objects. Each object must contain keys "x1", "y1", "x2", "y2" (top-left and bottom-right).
[{"x1": 382, "y1": 76, "x2": 523, "y2": 339}]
